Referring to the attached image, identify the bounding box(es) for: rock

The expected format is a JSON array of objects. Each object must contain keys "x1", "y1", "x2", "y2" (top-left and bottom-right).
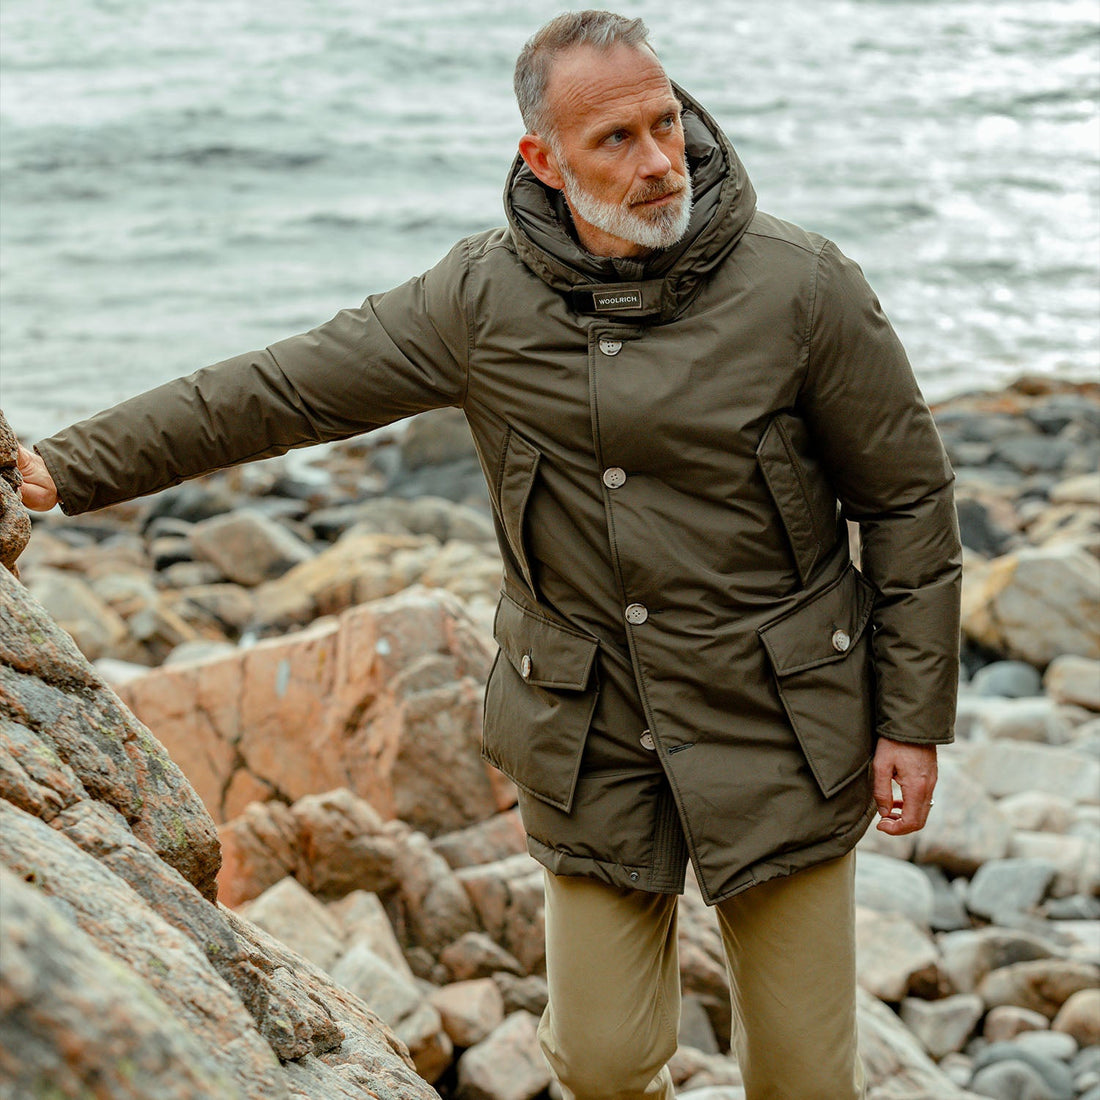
[
  {"x1": 116, "y1": 587, "x2": 498, "y2": 824},
  {"x1": 961, "y1": 543, "x2": 1100, "y2": 665},
  {"x1": 984, "y1": 1006, "x2": 1051, "y2": 1043},
  {"x1": 238, "y1": 875, "x2": 345, "y2": 973},
  {"x1": 964, "y1": 741, "x2": 1100, "y2": 805},
  {"x1": 978, "y1": 959, "x2": 1100, "y2": 1018},
  {"x1": 455, "y1": 1010, "x2": 552, "y2": 1100},
  {"x1": 914, "y1": 757, "x2": 1013, "y2": 875},
  {"x1": 678, "y1": 993, "x2": 721, "y2": 1055},
  {"x1": 189, "y1": 510, "x2": 315, "y2": 587},
  {"x1": 141, "y1": 482, "x2": 239, "y2": 527},
  {"x1": 394, "y1": 999, "x2": 453, "y2": 1084},
  {"x1": 855, "y1": 851, "x2": 936, "y2": 927},
  {"x1": 855, "y1": 987, "x2": 978, "y2": 1098},
  {"x1": 969, "y1": 1059, "x2": 1058, "y2": 1100},
  {"x1": 996, "y1": 792, "x2": 1075, "y2": 834},
  {"x1": 289, "y1": 788, "x2": 404, "y2": 898},
  {"x1": 1049, "y1": 472, "x2": 1100, "y2": 505},
  {"x1": 158, "y1": 560, "x2": 226, "y2": 587},
  {"x1": 971, "y1": 1042, "x2": 1075, "y2": 1100},
  {"x1": 957, "y1": 498, "x2": 1017, "y2": 557},
  {"x1": 0, "y1": 868, "x2": 256, "y2": 1100},
  {"x1": 1013, "y1": 1030, "x2": 1078, "y2": 1062},
  {"x1": 973, "y1": 698, "x2": 1075, "y2": 745},
  {"x1": 0, "y1": 415, "x2": 32, "y2": 577},
  {"x1": 938, "y1": 928, "x2": 1061, "y2": 995},
  {"x1": 1052, "y1": 987, "x2": 1100, "y2": 1046},
  {"x1": 1008, "y1": 831, "x2": 1099, "y2": 898},
  {"x1": 24, "y1": 567, "x2": 132, "y2": 661},
  {"x1": 440, "y1": 931, "x2": 525, "y2": 982},
  {"x1": 328, "y1": 942, "x2": 422, "y2": 1026},
  {"x1": 432, "y1": 809, "x2": 529, "y2": 870},
  {"x1": 967, "y1": 859, "x2": 1057, "y2": 920},
  {"x1": 924, "y1": 865, "x2": 974, "y2": 933},
  {"x1": 854, "y1": 908, "x2": 941, "y2": 1001},
  {"x1": 326, "y1": 890, "x2": 409, "y2": 976},
  {"x1": 1044, "y1": 656, "x2": 1100, "y2": 711},
  {"x1": 456, "y1": 853, "x2": 547, "y2": 976},
  {"x1": 0, "y1": 567, "x2": 221, "y2": 897},
  {"x1": 170, "y1": 583, "x2": 256, "y2": 637},
  {"x1": 428, "y1": 978, "x2": 506, "y2": 1047},
  {"x1": 390, "y1": 829, "x2": 480, "y2": 962},
  {"x1": 900, "y1": 993, "x2": 984, "y2": 1059},
  {"x1": 493, "y1": 973, "x2": 549, "y2": 1017},
  {"x1": 251, "y1": 532, "x2": 436, "y2": 629},
  {"x1": 972, "y1": 661, "x2": 1045, "y2": 699},
  {"x1": 311, "y1": 495, "x2": 496, "y2": 544}
]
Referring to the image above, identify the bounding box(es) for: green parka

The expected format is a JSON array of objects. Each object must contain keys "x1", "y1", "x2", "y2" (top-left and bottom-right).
[{"x1": 37, "y1": 88, "x2": 962, "y2": 905}]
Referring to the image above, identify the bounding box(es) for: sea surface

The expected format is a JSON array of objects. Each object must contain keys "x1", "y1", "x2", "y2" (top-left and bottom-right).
[{"x1": 1, "y1": 0, "x2": 1098, "y2": 441}]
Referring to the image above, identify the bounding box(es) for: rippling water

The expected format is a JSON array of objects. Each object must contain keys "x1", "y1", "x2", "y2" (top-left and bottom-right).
[{"x1": 1, "y1": 0, "x2": 1097, "y2": 440}]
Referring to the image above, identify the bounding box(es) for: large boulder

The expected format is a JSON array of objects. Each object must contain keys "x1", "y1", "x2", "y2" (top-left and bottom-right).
[
  {"x1": 961, "y1": 543, "x2": 1100, "y2": 665},
  {"x1": 0, "y1": 526, "x2": 437, "y2": 1097},
  {"x1": 116, "y1": 585, "x2": 503, "y2": 825}
]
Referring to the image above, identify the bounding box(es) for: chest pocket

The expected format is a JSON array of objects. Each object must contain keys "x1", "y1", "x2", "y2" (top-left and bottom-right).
[
  {"x1": 495, "y1": 427, "x2": 541, "y2": 595},
  {"x1": 482, "y1": 593, "x2": 599, "y2": 812},
  {"x1": 756, "y1": 413, "x2": 842, "y2": 585}
]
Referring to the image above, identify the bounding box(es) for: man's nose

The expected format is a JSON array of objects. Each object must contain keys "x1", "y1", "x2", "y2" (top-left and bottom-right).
[{"x1": 637, "y1": 134, "x2": 672, "y2": 178}]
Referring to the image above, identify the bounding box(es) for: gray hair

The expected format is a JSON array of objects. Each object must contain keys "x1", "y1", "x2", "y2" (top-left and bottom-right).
[{"x1": 514, "y1": 10, "x2": 652, "y2": 137}]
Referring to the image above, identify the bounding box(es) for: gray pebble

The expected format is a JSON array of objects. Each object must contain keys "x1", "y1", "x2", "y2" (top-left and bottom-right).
[
  {"x1": 972, "y1": 1041, "x2": 1075, "y2": 1100},
  {"x1": 971, "y1": 661, "x2": 1044, "y2": 699},
  {"x1": 970, "y1": 1060, "x2": 1056, "y2": 1100}
]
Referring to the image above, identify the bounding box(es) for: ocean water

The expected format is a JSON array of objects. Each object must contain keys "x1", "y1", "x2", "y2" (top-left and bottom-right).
[{"x1": 1, "y1": 0, "x2": 1098, "y2": 442}]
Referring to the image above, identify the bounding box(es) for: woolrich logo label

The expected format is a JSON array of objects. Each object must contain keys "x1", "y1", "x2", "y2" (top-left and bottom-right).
[{"x1": 592, "y1": 288, "x2": 642, "y2": 311}]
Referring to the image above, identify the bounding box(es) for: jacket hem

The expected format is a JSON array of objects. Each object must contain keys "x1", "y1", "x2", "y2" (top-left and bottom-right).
[{"x1": 703, "y1": 799, "x2": 876, "y2": 906}]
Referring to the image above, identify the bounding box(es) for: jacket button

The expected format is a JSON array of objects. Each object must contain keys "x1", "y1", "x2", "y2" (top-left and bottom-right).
[
  {"x1": 625, "y1": 603, "x2": 648, "y2": 625},
  {"x1": 831, "y1": 629, "x2": 851, "y2": 653},
  {"x1": 520, "y1": 654, "x2": 533, "y2": 679},
  {"x1": 598, "y1": 337, "x2": 623, "y2": 356},
  {"x1": 640, "y1": 730, "x2": 655, "y2": 751},
  {"x1": 603, "y1": 467, "x2": 627, "y2": 489}
]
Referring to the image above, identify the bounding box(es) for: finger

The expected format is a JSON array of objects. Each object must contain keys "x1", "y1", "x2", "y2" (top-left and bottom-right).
[
  {"x1": 878, "y1": 779, "x2": 935, "y2": 836},
  {"x1": 872, "y1": 759, "x2": 897, "y2": 818}
]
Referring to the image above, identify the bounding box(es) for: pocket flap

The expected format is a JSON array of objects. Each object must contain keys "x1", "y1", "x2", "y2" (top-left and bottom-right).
[
  {"x1": 758, "y1": 567, "x2": 876, "y2": 677},
  {"x1": 494, "y1": 593, "x2": 599, "y2": 691}
]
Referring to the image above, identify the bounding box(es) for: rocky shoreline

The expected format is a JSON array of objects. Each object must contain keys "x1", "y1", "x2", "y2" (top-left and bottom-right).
[{"x1": 1, "y1": 377, "x2": 1098, "y2": 1100}]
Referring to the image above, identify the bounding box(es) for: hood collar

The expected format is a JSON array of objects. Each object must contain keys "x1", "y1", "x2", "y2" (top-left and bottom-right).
[{"x1": 505, "y1": 83, "x2": 757, "y2": 324}]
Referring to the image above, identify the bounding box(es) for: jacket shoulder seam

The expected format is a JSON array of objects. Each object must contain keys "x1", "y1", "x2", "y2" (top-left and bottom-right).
[{"x1": 799, "y1": 239, "x2": 830, "y2": 392}]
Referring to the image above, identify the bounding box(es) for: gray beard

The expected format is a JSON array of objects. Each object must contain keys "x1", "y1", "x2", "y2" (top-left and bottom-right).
[{"x1": 559, "y1": 159, "x2": 693, "y2": 252}]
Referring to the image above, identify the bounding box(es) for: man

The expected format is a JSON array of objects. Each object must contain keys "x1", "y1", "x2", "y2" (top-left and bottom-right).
[{"x1": 18, "y1": 11, "x2": 961, "y2": 1099}]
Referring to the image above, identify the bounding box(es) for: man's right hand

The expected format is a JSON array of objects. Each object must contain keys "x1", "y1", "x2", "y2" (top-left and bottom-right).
[{"x1": 16, "y1": 445, "x2": 58, "y2": 511}]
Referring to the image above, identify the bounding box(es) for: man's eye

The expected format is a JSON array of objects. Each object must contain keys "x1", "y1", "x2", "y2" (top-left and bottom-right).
[
  {"x1": 604, "y1": 131, "x2": 627, "y2": 146},
  {"x1": 657, "y1": 114, "x2": 676, "y2": 130}
]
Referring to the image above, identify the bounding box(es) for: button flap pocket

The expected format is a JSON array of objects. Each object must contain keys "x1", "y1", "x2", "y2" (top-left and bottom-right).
[
  {"x1": 758, "y1": 566, "x2": 876, "y2": 677},
  {"x1": 758, "y1": 566, "x2": 877, "y2": 799},
  {"x1": 494, "y1": 593, "x2": 599, "y2": 691}
]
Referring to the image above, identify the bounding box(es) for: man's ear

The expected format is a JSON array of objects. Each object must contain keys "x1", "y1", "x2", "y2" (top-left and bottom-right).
[{"x1": 518, "y1": 133, "x2": 565, "y2": 191}]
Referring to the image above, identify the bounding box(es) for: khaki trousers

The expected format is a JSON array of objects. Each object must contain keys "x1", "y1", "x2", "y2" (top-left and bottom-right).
[{"x1": 538, "y1": 851, "x2": 864, "y2": 1100}]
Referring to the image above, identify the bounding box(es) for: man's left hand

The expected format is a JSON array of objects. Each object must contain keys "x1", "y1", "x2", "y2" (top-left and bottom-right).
[{"x1": 872, "y1": 738, "x2": 938, "y2": 835}]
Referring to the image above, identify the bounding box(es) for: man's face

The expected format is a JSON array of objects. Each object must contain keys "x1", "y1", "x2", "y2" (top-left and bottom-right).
[{"x1": 539, "y1": 44, "x2": 692, "y2": 258}]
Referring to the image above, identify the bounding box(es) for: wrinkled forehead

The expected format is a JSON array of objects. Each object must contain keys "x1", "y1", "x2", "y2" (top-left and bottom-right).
[{"x1": 543, "y1": 42, "x2": 676, "y2": 134}]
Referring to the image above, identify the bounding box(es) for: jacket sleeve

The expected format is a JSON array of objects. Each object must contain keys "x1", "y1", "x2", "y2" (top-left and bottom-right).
[
  {"x1": 35, "y1": 239, "x2": 473, "y2": 515},
  {"x1": 798, "y1": 240, "x2": 962, "y2": 746}
]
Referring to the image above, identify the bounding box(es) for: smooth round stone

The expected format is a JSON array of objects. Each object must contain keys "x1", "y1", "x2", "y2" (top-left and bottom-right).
[
  {"x1": 972, "y1": 661, "x2": 1044, "y2": 699},
  {"x1": 972, "y1": 1041, "x2": 1075, "y2": 1100},
  {"x1": 970, "y1": 1060, "x2": 1056, "y2": 1100},
  {"x1": 1013, "y1": 1030, "x2": 1078, "y2": 1062}
]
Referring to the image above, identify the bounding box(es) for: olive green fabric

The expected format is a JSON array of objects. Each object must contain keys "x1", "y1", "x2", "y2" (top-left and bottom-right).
[{"x1": 37, "y1": 87, "x2": 962, "y2": 905}]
